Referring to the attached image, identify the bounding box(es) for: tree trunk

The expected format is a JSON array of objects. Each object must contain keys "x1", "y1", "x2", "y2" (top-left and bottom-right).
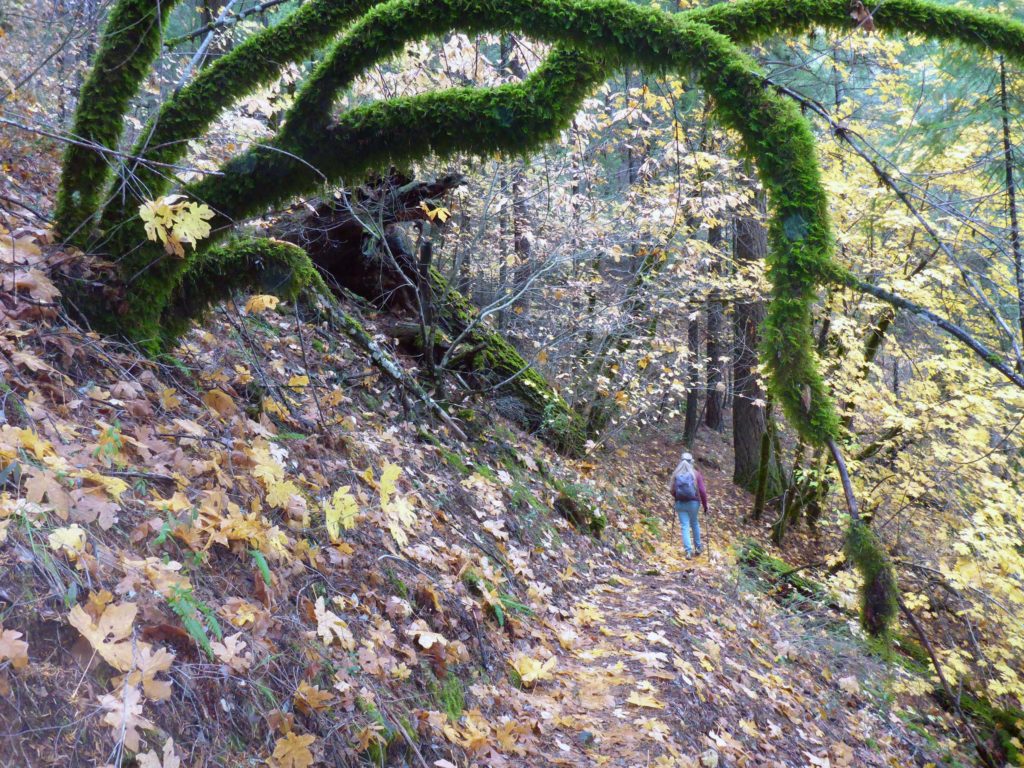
[
  {"x1": 752, "y1": 398, "x2": 774, "y2": 520},
  {"x1": 510, "y1": 161, "x2": 534, "y2": 324},
  {"x1": 683, "y1": 312, "x2": 701, "y2": 446},
  {"x1": 732, "y1": 195, "x2": 776, "y2": 493},
  {"x1": 1000, "y1": 56, "x2": 1024, "y2": 366},
  {"x1": 705, "y1": 225, "x2": 726, "y2": 431}
]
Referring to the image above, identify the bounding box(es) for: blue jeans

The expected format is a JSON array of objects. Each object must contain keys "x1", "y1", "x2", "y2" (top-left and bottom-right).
[{"x1": 675, "y1": 500, "x2": 702, "y2": 555}]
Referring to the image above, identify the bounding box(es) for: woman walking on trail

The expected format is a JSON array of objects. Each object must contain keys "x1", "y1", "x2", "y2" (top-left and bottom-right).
[{"x1": 669, "y1": 452, "x2": 708, "y2": 558}]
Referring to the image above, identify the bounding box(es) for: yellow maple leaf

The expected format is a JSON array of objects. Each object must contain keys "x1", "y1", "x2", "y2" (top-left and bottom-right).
[
  {"x1": 510, "y1": 654, "x2": 556, "y2": 686},
  {"x1": 407, "y1": 619, "x2": 447, "y2": 649},
  {"x1": 137, "y1": 737, "x2": 181, "y2": 768},
  {"x1": 0, "y1": 626, "x2": 29, "y2": 670},
  {"x1": 378, "y1": 463, "x2": 416, "y2": 547},
  {"x1": 99, "y1": 684, "x2": 155, "y2": 752},
  {"x1": 273, "y1": 732, "x2": 316, "y2": 768},
  {"x1": 138, "y1": 195, "x2": 213, "y2": 257},
  {"x1": 315, "y1": 597, "x2": 355, "y2": 650},
  {"x1": 202, "y1": 388, "x2": 236, "y2": 419},
  {"x1": 323, "y1": 486, "x2": 358, "y2": 541},
  {"x1": 48, "y1": 524, "x2": 87, "y2": 558},
  {"x1": 68, "y1": 601, "x2": 147, "y2": 672},
  {"x1": 174, "y1": 201, "x2": 213, "y2": 246},
  {"x1": 294, "y1": 681, "x2": 335, "y2": 715},
  {"x1": 244, "y1": 294, "x2": 280, "y2": 314},
  {"x1": 159, "y1": 388, "x2": 182, "y2": 409},
  {"x1": 267, "y1": 479, "x2": 302, "y2": 509},
  {"x1": 626, "y1": 691, "x2": 665, "y2": 709}
]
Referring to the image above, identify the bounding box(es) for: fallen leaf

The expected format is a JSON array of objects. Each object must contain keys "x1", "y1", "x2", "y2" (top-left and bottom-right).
[{"x1": 272, "y1": 731, "x2": 316, "y2": 768}]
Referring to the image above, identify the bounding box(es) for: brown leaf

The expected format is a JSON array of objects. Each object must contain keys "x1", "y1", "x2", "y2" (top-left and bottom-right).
[{"x1": 0, "y1": 627, "x2": 29, "y2": 670}]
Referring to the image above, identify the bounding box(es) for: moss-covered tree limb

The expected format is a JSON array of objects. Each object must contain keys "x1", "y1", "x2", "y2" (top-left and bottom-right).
[
  {"x1": 690, "y1": 0, "x2": 1024, "y2": 59},
  {"x1": 79, "y1": 48, "x2": 605, "y2": 347},
  {"x1": 97, "y1": 0, "x2": 383, "y2": 238},
  {"x1": 54, "y1": 0, "x2": 184, "y2": 242},
  {"x1": 61, "y1": 0, "x2": 1024, "y2": 451},
  {"x1": 160, "y1": 238, "x2": 323, "y2": 344},
  {"x1": 187, "y1": 2, "x2": 842, "y2": 443}
]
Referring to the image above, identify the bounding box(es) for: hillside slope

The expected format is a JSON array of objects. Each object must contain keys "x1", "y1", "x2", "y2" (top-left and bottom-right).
[{"x1": 0, "y1": 228, "x2": 979, "y2": 768}]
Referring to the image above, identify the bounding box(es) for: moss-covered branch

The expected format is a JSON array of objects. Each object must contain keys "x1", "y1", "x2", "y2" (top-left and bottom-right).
[
  {"x1": 98, "y1": 0, "x2": 383, "y2": 238},
  {"x1": 160, "y1": 238, "x2": 323, "y2": 345},
  {"x1": 54, "y1": 0, "x2": 183, "y2": 242},
  {"x1": 186, "y1": 1, "x2": 842, "y2": 441},
  {"x1": 61, "y1": 0, "x2": 1024, "y2": 450},
  {"x1": 106, "y1": 48, "x2": 604, "y2": 347},
  {"x1": 690, "y1": 0, "x2": 1024, "y2": 59}
]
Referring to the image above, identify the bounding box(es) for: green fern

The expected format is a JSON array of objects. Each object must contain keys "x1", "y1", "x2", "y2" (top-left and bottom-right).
[{"x1": 168, "y1": 586, "x2": 217, "y2": 659}]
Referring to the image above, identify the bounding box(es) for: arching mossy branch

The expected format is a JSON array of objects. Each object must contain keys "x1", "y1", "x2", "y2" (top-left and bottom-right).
[
  {"x1": 54, "y1": 0, "x2": 184, "y2": 242},
  {"x1": 59, "y1": 0, "x2": 1024, "y2": 452},
  {"x1": 182, "y1": 1, "x2": 841, "y2": 443},
  {"x1": 98, "y1": 0, "x2": 384, "y2": 238},
  {"x1": 689, "y1": 0, "x2": 1024, "y2": 59},
  {"x1": 160, "y1": 238, "x2": 324, "y2": 345},
  {"x1": 107, "y1": 48, "x2": 604, "y2": 348}
]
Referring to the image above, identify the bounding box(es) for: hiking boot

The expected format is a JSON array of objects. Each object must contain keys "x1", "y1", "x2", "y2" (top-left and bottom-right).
[
  {"x1": 694, "y1": 547, "x2": 703, "y2": 556},
  {"x1": 685, "y1": 551, "x2": 694, "y2": 560}
]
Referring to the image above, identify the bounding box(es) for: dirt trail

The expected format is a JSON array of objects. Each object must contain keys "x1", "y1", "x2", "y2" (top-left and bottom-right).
[
  {"x1": 503, "y1": 536, "x2": 942, "y2": 765},
  {"x1": 498, "y1": 440, "x2": 951, "y2": 768}
]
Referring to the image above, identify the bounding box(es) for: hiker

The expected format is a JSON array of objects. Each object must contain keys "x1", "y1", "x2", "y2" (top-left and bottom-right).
[{"x1": 669, "y1": 451, "x2": 708, "y2": 558}]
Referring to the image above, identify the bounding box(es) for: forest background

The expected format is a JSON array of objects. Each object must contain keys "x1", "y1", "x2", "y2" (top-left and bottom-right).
[{"x1": 1, "y1": 0, "x2": 1024, "y2": 765}]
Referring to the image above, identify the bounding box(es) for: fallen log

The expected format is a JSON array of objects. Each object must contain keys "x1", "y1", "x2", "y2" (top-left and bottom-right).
[{"x1": 277, "y1": 172, "x2": 586, "y2": 455}]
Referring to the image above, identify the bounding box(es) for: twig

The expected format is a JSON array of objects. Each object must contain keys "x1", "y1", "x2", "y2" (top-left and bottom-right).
[
  {"x1": 897, "y1": 594, "x2": 996, "y2": 768},
  {"x1": 163, "y1": 0, "x2": 294, "y2": 48},
  {"x1": 0, "y1": 117, "x2": 221, "y2": 176},
  {"x1": 316, "y1": 294, "x2": 468, "y2": 441},
  {"x1": 826, "y1": 438, "x2": 859, "y2": 520}
]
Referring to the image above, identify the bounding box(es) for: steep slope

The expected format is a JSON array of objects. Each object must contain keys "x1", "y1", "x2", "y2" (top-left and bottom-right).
[{"x1": 0, "y1": 156, "x2": 983, "y2": 768}]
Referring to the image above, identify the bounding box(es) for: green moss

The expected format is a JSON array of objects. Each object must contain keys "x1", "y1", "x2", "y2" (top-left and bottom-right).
[
  {"x1": 429, "y1": 672, "x2": 466, "y2": 722},
  {"x1": 550, "y1": 478, "x2": 606, "y2": 536},
  {"x1": 54, "y1": 0, "x2": 183, "y2": 242},
  {"x1": 844, "y1": 522, "x2": 898, "y2": 638},
  {"x1": 62, "y1": 0, "x2": 1024, "y2": 448},
  {"x1": 440, "y1": 447, "x2": 472, "y2": 476},
  {"x1": 98, "y1": 0, "x2": 382, "y2": 235},
  {"x1": 355, "y1": 697, "x2": 398, "y2": 764},
  {"x1": 738, "y1": 539, "x2": 833, "y2": 607},
  {"x1": 956, "y1": 693, "x2": 1024, "y2": 766},
  {"x1": 183, "y1": 1, "x2": 840, "y2": 442},
  {"x1": 159, "y1": 238, "x2": 322, "y2": 347},
  {"x1": 383, "y1": 567, "x2": 410, "y2": 600}
]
